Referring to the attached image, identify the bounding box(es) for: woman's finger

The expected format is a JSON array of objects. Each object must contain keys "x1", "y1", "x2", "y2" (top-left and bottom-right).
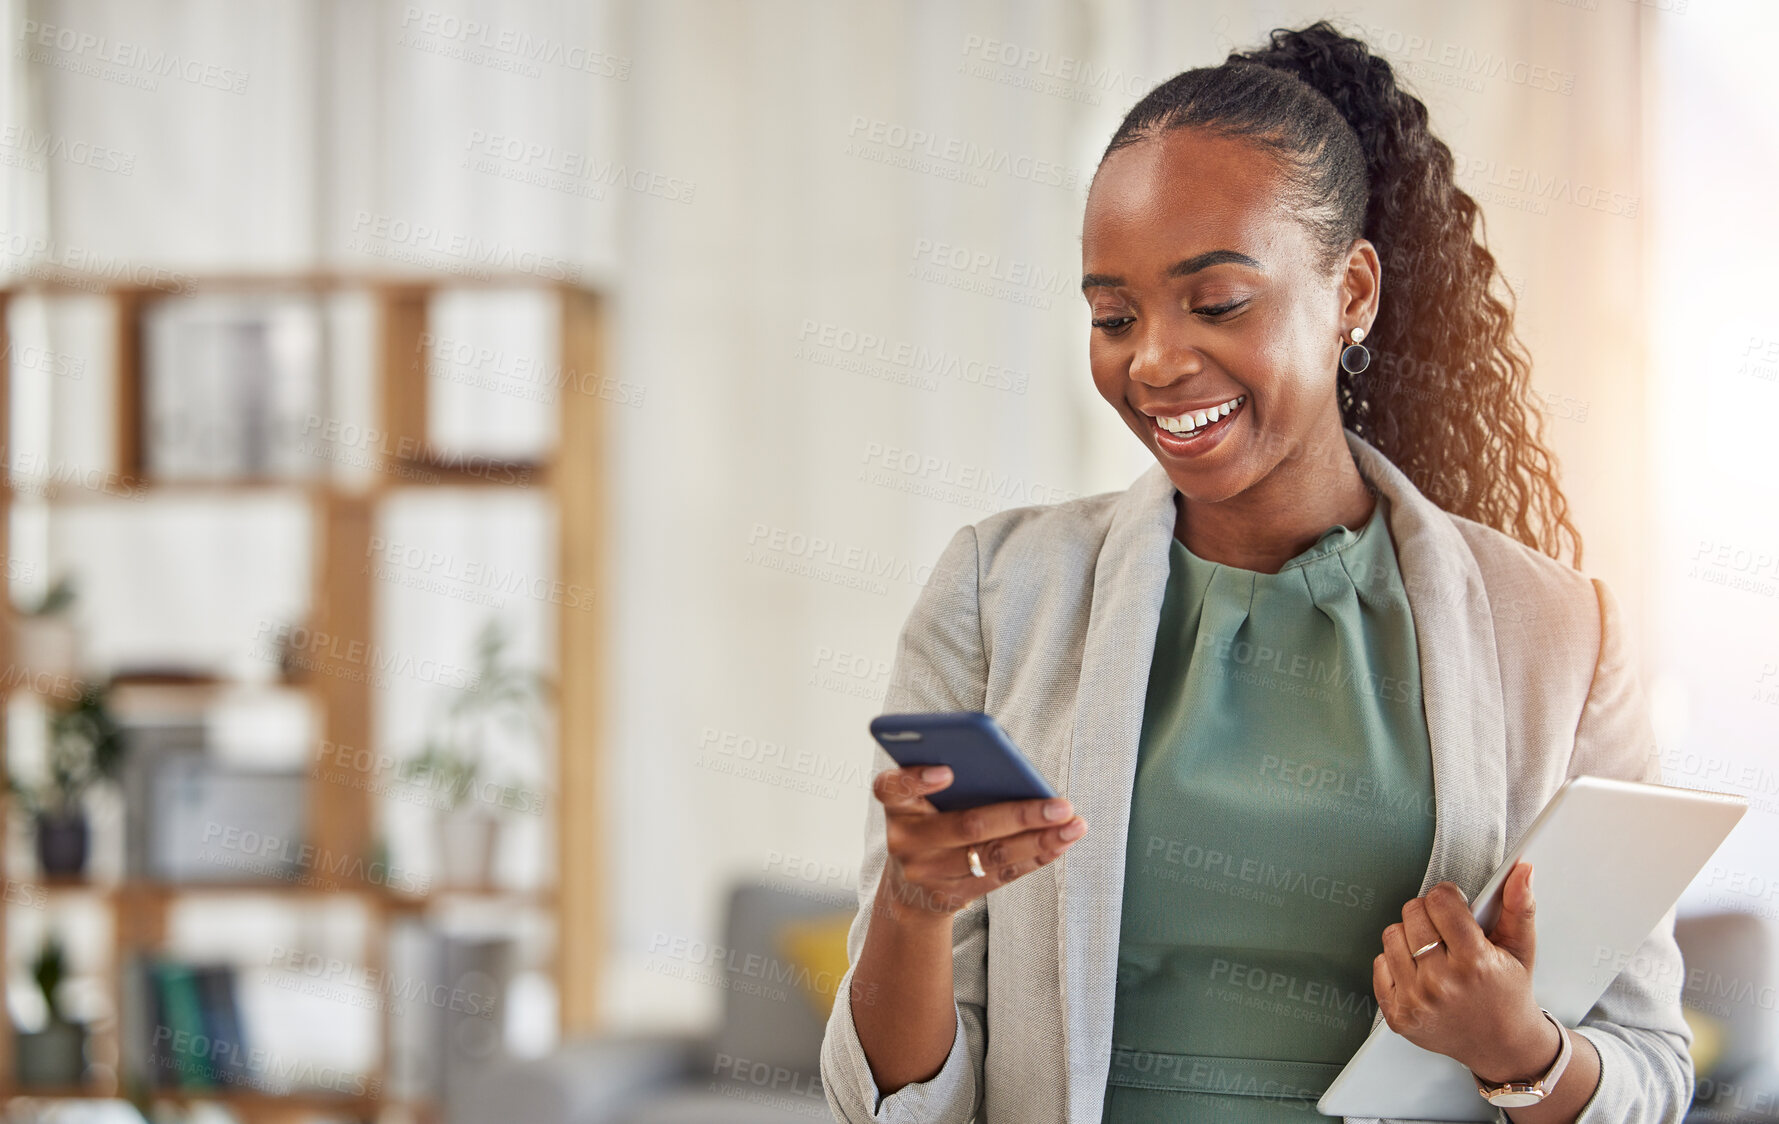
[
  {"x1": 1380, "y1": 920, "x2": 1420, "y2": 985},
  {"x1": 906, "y1": 794, "x2": 1074, "y2": 853},
  {"x1": 922, "y1": 818, "x2": 1089, "y2": 893},
  {"x1": 1421, "y1": 881, "x2": 1488, "y2": 960},
  {"x1": 1372, "y1": 951, "x2": 1397, "y2": 1010},
  {"x1": 1399, "y1": 897, "x2": 1445, "y2": 965},
  {"x1": 959, "y1": 818, "x2": 1088, "y2": 880},
  {"x1": 872, "y1": 765, "x2": 952, "y2": 813}
]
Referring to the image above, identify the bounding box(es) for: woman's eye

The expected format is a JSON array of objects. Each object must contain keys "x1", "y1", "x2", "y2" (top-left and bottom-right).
[
  {"x1": 1091, "y1": 315, "x2": 1135, "y2": 333},
  {"x1": 1192, "y1": 299, "x2": 1248, "y2": 318}
]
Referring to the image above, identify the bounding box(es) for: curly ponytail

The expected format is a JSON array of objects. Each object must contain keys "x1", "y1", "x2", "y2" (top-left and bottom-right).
[{"x1": 1100, "y1": 20, "x2": 1582, "y2": 567}]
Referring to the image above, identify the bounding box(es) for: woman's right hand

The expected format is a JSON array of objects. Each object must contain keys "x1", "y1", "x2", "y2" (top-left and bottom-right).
[{"x1": 872, "y1": 765, "x2": 1089, "y2": 923}]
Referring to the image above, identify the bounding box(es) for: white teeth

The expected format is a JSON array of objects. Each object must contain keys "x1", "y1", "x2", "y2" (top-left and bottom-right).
[{"x1": 1155, "y1": 395, "x2": 1243, "y2": 434}]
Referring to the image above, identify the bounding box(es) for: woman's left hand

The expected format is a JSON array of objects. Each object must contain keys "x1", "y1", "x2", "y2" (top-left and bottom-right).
[{"x1": 1372, "y1": 861, "x2": 1563, "y2": 1084}]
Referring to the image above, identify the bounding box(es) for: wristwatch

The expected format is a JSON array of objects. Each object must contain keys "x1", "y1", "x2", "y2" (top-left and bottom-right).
[{"x1": 1475, "y1": 1008, "x2": 1571, "y2": 1108}]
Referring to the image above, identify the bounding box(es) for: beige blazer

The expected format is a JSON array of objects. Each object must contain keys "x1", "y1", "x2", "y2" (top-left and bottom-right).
[{"x1": 820, "y1": 429, "x2": 1693, "y2": 1124}]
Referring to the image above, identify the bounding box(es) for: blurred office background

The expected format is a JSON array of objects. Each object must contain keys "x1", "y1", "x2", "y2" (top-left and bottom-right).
[{"x1": 0, "y1": 0, "x2": 1774, "y2": 1122}]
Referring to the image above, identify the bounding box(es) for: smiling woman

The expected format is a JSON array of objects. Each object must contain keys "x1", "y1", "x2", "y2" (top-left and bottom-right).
[{"x1": 821, "y1": 20, "x2": 1692, "y2": 1124}]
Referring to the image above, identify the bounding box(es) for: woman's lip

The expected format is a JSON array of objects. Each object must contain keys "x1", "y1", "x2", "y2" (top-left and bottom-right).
[{"x1": 1147, "y1": 398, "x2": 1244, "y2": 458}]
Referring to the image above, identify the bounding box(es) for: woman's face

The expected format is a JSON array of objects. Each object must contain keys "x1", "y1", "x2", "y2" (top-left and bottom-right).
[{"x1": 1081, "y1": 126, "x2": 1377, "y2": 505}]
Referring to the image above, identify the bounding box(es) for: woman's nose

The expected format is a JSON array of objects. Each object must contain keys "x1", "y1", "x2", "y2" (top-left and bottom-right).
[{"x1": 1128, "y1": 323, "x2": 1203, "y2": 388}]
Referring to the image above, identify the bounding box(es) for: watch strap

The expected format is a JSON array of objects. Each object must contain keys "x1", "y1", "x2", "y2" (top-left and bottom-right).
[{"x1": 1475, "y1": 1008, "x2": 1571, "y2": 1106}]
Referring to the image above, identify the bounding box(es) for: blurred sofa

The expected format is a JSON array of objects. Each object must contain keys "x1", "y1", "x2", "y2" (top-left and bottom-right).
[
  {"x1": 1680, "y1": 911, "x2": 1779, "y2": 1123},
  {"x1": 453, "y1": 881, "x2": 854, "y2": 1124}
]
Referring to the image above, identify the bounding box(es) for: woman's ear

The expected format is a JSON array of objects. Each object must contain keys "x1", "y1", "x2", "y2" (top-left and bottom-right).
[{"x1": 1339, "y1": 237, "x2": 1382, "y2": 331}]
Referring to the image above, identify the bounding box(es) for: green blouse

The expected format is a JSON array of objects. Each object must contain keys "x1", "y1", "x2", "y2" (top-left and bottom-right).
[{"x1": 1101, "y1": 490, "x2": 1437, "y2": 1123}]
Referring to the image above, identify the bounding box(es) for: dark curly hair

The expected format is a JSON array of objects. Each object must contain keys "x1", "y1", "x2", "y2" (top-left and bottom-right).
[{"x1": 1099, "y1": 21, "x2": 1582, "y2": 566}]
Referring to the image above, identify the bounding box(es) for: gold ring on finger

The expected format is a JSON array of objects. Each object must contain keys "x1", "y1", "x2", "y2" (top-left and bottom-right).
[
  {"x1": 1411, "y1": 938, "x2": 1442, "y2": 959},
  {"x1": 968, "y1": 848, "x2": 986, "y2": 878}
]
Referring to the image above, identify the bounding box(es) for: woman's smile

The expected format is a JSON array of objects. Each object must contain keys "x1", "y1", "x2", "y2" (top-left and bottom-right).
[{"x1": 1144, "y1": 394, "x2": 1247, "y2": 459}]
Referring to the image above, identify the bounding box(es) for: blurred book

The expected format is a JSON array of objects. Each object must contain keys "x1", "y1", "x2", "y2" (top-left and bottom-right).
[
  {"x1": 120, "y1": 717, "x2": 207, "y2": 881},
  {"x1": 387, "y1": 920, "x2": 513, "y2": 1114},
  {"x1": 122, "y1": 956, "x2": 250, "y2": 1091},
  {"x1": 142, "y1": 293, "x2": 325, "y2": 480},
  {"x1": 147, "y1": 757, "x2": 308, "y2": 883},
  {"x1": 120, "y1": 715, "x2": 309, "y2": 883}
]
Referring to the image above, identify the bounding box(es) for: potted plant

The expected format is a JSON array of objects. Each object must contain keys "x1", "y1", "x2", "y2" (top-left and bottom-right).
[
  {"x1": 399, "y1": 620, "x2": 548, "y2": 889},
  {"x1": 9, "y1": 681, "x2": 126, "y2": 878},
  {"x1": 11, "y1": 575, "x2": 81, "y2": 683},
  {"x1": 15, "y1": 935, "x2": 88, "y2": 1087}
]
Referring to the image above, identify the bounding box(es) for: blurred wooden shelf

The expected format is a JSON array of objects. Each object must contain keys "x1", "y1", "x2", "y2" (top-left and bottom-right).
[
  {"x1": 8, "y1": 1083, "x2": 388, "y2": 1112},
  {"x1": 12, "y1": 878, "x2": 553, "y2": 907},
  {"x1": 0, "y1": 273, "x2": 610, "y2": 1120}
]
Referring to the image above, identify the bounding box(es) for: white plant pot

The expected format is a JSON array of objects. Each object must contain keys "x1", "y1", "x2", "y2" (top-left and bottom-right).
[
  {"x1": 12, "y1": 614, "x2": 80, "y2": 684},
  {"x1": 436, "y1": 804, "x2": 500, "y2": 889}
]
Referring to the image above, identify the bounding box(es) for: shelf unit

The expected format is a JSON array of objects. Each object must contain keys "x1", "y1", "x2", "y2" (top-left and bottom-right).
[{"x1": 0, "y1": 273, "x2": 610, "y2": 1121}]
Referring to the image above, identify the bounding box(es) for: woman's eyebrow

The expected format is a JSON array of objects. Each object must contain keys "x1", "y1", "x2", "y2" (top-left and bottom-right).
[{"x1": 1080, "y1": 249, "x2": 1264, "y2": 292}]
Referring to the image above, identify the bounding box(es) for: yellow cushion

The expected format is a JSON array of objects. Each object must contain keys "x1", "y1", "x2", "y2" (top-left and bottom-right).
[
  {"x1": 775, "y1": 911, "x2": 855, "y2": 1018},
  {"x1": 1684, "y1": 1007, "x2": 1726, "y2": 1077}
]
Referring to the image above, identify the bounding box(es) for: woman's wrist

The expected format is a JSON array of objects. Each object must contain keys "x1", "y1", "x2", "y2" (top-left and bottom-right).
[
  {"x1": 1467, "y1": 1008, "x2": 1564, "y2": 1088},
  {"x1": 873, "y1": 873, "x2": 959, "y2": 932}
]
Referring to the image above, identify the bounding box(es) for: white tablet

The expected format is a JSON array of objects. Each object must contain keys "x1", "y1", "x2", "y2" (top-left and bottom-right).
[{"x1": 1317, "y1": 774, "x2": 1748, "y2": 1121}]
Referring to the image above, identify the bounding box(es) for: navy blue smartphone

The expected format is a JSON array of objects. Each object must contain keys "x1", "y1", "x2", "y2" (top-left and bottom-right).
[{"x1": 868, "y1": 711, "x2": 1057, "y2": 812}]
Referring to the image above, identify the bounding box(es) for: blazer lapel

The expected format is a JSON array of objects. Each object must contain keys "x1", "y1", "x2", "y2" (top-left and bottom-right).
[
  {"x1": 1343, "y1": 430, "x2": 1510, "y2": 1037},
  {"x1": 1053, "y1": 430, "x2": 1509, "y2": 1121},
  {"x1": 1056, "y1": 459, "x2": 1177, "y2": 1124}
]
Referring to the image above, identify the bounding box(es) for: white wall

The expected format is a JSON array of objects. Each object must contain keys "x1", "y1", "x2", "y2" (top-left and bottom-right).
[{"x1": 3, "y1": 0, "x2": 1733, "y2": 1038}]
